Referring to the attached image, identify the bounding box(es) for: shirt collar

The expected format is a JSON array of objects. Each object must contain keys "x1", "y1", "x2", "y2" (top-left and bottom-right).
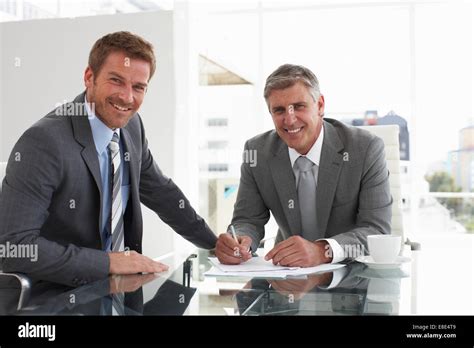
[
  {"x1": 85, "y1": 94, "x2": 120, "y2": 155},
  {"x1": 288, "y1": 124, "x2": 324, "y2": 168}
]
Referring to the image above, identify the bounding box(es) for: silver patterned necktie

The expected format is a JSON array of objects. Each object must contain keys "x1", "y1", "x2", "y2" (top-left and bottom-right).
[
  {"x1": 101, "y1": 293, "x2": 125, "y2": 316},
  {"x1": 111, "y1": 292, "x2": 125, "y2": 316},
  {"x1": 109, "y1": 132, "x2": 124, "y2": 252},
  {"x1": 295, "y1": 156, "x2": 317, "y2": 240},
  {"x1": 108, "y1": 133, "x2": 125, "y2": 315}
]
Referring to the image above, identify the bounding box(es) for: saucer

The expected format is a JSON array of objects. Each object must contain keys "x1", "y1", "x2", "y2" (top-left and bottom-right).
[{"x1": 355, "y1": 255, "x2": 411, "y2": 269}]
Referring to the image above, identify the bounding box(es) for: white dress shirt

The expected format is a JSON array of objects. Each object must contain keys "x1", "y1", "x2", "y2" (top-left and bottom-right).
[{"x1": 288, "y1": 125, "x2": 346, "y2": 264}]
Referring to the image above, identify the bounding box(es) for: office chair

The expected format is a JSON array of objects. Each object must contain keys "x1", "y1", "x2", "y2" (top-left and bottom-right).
[{"x1": 357, "y1": 125, "x2": 420, "y2": 251}]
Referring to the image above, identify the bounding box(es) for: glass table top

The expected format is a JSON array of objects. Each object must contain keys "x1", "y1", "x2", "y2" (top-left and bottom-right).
[{"x1": 1, "y1": 233, "x2": 472, "y2": 316}]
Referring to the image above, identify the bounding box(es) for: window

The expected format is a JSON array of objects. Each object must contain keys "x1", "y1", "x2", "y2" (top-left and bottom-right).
[
  {"x1": 208, "y1": 141, "x2": 228, "y2": 149},
  {"x1": 207, "y1": 118, "x2": 228, "y2": 127},
  {"x1": 208, "y1": 163, "x2": 228, "y2": 172}
]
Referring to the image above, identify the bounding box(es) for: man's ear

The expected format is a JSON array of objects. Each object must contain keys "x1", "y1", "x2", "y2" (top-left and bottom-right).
[
  {"x1": 318, "y1": 94, "x2": 325, "y2": 117},
  {"x1": 84, "y1": 67, "x2": 94, "y2": 88}
]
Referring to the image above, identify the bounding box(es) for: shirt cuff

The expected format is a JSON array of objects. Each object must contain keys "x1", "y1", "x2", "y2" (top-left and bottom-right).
[
  {"x1": 316, "y1": 238, "x2": 345, "y2": 264},
  {"x1": 319, "y1": 267, "x2": 348, "y2": 289}
]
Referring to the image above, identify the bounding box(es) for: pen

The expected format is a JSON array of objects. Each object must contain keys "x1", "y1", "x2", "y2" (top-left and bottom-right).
[
  {"x1": 230, "y1": 225, "x2": 241, "y2": 257},
  {"x1": 230, "y1": 225, "x2": 253, "y2": 257},
  {"x1": 230, "y1": 225, "x2": 239, "y2": 243}
]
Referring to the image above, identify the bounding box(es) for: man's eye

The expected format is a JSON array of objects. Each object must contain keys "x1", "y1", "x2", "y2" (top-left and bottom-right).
[
  {"x1": 134, "y1": 86, "x2": 145, "y2": 92},
  {"x1": 111, "y1": 78, "x2": 121, "y2": 83},
  {"x1": 295, "y1": 104, "x2": 305, "y2": 110}
]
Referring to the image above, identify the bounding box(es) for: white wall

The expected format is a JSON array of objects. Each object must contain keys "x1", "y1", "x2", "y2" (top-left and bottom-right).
[
  {"x1": 0, "y1": 11, "x2": 184, "y2": 258},
  {"x1": 170, "y1": 2, "x2": 202, "y2": 260},
  {"x1": 0, "y1": 24, "x2": 2, "y2": 163},
  {"x1": 0, "y1": 24, "x2": 3, "y2": 162}
]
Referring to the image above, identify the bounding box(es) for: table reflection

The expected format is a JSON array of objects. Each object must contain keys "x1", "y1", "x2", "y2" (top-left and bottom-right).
[
  {"x1": 233, "y1": 263, "x2": 408, "y2": 315},
  {"x1": 3, "y1": 272, "x2": 196, "y2": 316},
  {"x1": 0, "y1": 252, "x2": 410, "y2": 316}
]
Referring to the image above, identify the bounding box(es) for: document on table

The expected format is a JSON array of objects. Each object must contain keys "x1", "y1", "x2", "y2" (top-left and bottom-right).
[
  {"x1": 205, "y1": 257, "x2": 345, "y2": 278},
  {"x1": 209, "y1": 256, "x2": 298, "y2": 272}
]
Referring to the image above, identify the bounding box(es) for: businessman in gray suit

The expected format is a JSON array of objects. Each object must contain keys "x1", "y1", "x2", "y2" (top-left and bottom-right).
[
  {"x1": 216, "y1": 64, "x2": 392, "y2": 267},
  {"x1": 0, "y1": 31, "x2": 217, "y2": 287}
]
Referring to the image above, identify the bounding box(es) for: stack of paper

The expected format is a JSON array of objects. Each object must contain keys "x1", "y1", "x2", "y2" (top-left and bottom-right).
[{"x1": 205, "y1": 257, "x2": 345, "y2": 279}]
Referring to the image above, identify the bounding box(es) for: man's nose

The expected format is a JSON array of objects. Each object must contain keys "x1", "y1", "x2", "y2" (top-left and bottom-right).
[
  {"x1": 283, "y1": 106, "x2": 297, "y2": 125},
  {"x1": 119, "y1": 85, "x2": 134, "y2": 104}
]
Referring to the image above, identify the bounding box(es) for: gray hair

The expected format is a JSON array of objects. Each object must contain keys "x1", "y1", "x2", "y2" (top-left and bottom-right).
[{"x1": 264, "y1": 64, "x2": 321, "y2": 104}]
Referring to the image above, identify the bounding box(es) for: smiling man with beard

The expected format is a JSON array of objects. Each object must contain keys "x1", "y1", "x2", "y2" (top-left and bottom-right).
[{"x1": 0, "y1": 31, "x2": 217, "y2": 287}]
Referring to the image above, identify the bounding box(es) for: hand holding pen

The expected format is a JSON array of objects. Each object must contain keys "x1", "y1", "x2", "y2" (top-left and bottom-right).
[{"x1": 215, "y1": 225, "x2": 252, "y2": 265}]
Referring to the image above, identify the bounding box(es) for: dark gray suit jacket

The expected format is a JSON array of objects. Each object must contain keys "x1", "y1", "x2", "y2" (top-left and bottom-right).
[
  {"x1": 0, "y1": 93, "x2": 217, "y2": 286},
  {"x1": 231, "y1": 118, "x2": 392, "y2": 254}
]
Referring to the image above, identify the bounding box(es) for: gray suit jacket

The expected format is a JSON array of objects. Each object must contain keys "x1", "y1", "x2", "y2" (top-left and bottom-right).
[
  {"x1": 231, "y1": 118, "x2": 392, "y2": 255},
  {"x1": 0, "y1": 93, "x2": 217, "y2": 287}
]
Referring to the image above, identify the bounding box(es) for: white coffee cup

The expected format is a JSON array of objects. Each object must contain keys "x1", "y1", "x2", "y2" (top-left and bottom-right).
[{"x1": 367, "y1": 235, "x2": 401, "y2": 263}]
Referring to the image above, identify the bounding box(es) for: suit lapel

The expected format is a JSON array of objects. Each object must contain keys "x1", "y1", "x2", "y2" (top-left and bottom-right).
[
  {"x1": 70, "y1": 92, "x2": 104, "y2": 240},
  {"x1": 120, "y1": 126, "x2": 139, "y2": 207},
  {"x1": 121, "y1": 121, "x2": 142, "y2": 251},
  {"x1": 70, "y1": 93, "x2": 103, "y2": 197},
  {"x1": 269, "y1": 135, "x2": 302, "y2": 237},
  {"x1": 316, "y1": 121, "x2": 344, "y2": 235}
]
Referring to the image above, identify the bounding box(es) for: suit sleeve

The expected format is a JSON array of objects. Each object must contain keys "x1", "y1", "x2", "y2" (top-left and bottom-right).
[
  {"x1": 137, "y1": 117, "x2": 217, "y2": 249},
  {"x1": 0, "y1": 126, "x2": 110, "y2": 287},
  {"x1": 331, "y1": 136, "x2": 393, "y2": 257},
  {"x1": 230, "y1": 141, "x2": 270, "y2": 252}
]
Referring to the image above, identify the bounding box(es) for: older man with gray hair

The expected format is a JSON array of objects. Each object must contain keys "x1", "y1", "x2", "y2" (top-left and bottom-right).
[{"x1": 215, "y1": 64, "x2": 392, "y2": 269}]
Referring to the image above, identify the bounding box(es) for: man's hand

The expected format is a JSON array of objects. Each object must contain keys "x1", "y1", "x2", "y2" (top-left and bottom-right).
[
  {"x1": 265, "y1": 236, "x2": 332, "y2": 267},
  {"x1": 109, "y1": 273, "x2": 158, "y2": 294},
  {"x1": 108, "y1": 250, "x2": 169, "y2": 274},
  {"x1": 215, "y1": 233, "x2": 252, "y2": 265},
  {"x1": 269, "y1": 272, "x2": 334, "y2": 300}
]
